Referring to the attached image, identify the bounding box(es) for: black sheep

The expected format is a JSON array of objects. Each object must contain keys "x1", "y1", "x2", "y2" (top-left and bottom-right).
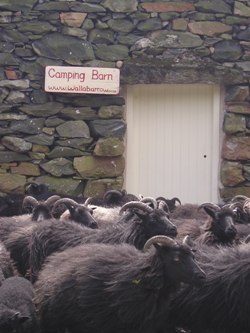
[
  {"x1": 0, "y1": 276, "x2": 38, "y2": 333},
  {"x1": 29, "y1": 201, "x2": 177, "y2": 282},
  {"x1": 34, "y1": 236, "x2": 205, "y2": 333},
  {"x1": 167, "y1": 242, "x2": 250, "y2": 333}
]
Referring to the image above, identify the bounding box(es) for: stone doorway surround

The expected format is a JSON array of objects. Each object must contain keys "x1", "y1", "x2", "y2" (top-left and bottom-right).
[{"x1": 0, "y1": 0, "x2": 249, "y2": 202}]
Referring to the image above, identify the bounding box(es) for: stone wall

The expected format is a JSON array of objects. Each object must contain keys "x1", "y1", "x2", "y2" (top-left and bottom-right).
[{"x1": 0, "y1": 0, "x2": 250, "y2": 200}]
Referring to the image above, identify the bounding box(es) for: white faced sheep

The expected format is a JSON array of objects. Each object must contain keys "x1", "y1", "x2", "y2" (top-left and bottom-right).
[
  {"x1": 0, "y1": 276, "x2": 38, "y2": 333},
  {"x1": 29, "y1": 201, "x2": 178, "y2": 282},
  {"x1": 34, "y1": 235, "x2": 205, "y2": 333}
]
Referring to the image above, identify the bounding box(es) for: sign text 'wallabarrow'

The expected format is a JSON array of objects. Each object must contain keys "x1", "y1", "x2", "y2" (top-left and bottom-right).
[{"x1": 45, "y1": 66, "x2": 120, "y2": 95}]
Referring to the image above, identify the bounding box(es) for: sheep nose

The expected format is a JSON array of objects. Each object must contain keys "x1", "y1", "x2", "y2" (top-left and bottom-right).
[
  {"x1": 194, "y1": 269, "x2": 206, "y2": 286},
  {"x1": 168, "y1": 226, "x2": 177, "y2": 238},
  {"x1": 226, "y1": 226, "x2": 236, "y2": 236},
  {"x1": 90, "y1": 221, "x2": 98, "y2": 229}
]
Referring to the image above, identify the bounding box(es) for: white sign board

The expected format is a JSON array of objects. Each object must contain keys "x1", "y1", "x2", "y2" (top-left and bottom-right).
[{"x1": 44, "y1": 66, "x2": 120, "y2": 95}]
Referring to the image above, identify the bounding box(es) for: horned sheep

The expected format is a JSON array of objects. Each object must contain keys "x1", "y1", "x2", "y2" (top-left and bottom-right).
[{"x1": 34, "y1": 236, "x2": 205, "y2": 333}]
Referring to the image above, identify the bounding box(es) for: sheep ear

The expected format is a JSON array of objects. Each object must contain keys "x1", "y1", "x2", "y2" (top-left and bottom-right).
[
  {"x1": 202, "y1": 207, "x2": 216, "y2": 219},
  {"x1": 12, "y1": 312, "x2": 29, "y2": 324},
  {"x1": 18, "y1": 316, "x2": 30, "y2": 324}
]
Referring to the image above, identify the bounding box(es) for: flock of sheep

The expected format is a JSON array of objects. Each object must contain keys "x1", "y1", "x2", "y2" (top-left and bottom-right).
[{"x1": 0, "y1": 182, "x2": 250, "y2": 333}]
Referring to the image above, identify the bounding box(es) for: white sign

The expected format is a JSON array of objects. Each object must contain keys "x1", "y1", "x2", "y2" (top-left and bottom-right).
[{"x1": 44, "y1": 66, "x2": 120, "y2": 95}]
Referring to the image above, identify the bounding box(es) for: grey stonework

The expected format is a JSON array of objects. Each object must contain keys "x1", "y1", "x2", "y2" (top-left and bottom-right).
[{"x1": 0, "y1": 0, "x2": 249, "y2": 200}]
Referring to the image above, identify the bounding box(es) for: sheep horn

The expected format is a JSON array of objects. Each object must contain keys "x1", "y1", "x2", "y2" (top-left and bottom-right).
[
  {"x1": 228, "y1": 201, "x2": 244, "y2": 210},
  {"x1": 143, "y1": 235, "x2": 177, "y2": 252},
  {"x1": 198, "y1": 202, "x2": 221, "y2": 212},
  {"x1": 243, "y1": 198, "x2": 250, "y2": 213},
  {"x1": 171, "y1": 197, "x2": 182, "y2": 206},
  {"x1": 84, "y1": 197, "x2": 94, "y2": 206},
  {"x1": 182, "y1": 235, "x2": 195, "y2": 248},
  {"x1": 119, "y1": 201, "x2": 153, "y2": 215},
  {"x1": 22, "y1": 196, "x2": 39, "y2": 210},
  {"x1": 244, "y1": 234, "x2": 250, "y2": 244},
  {"x1": 231, "y1": 195, "x2": 249, "y2": 203},
  {"x1": 52, "y1": 198, "x2": 78, "y2": 210},
  {"x1": 103, "y1": 190, "x2": 123, "y2": 200},
  {"x1": 157, "y1": 200, "x2": 170, "y2": 213},
  {"x1": 44, "y1": 195, "x2": 61, "y2": 207},
  {"x1": 140, "y1": 197, "x2": 158, "y2": 209}
]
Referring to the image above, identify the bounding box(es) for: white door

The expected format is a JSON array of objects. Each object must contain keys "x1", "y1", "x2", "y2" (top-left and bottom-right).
[{"x1": 125, "y1": 84, "x2": 221, "y2": 204}]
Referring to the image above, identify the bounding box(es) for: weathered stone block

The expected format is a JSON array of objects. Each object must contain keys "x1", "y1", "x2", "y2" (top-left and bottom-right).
[
  {"x1": 83, "y1": 176, "x2": 124, "y2": 197},
  {"x1": 221, "y1": 161, "x2": 245, "y2": 186},
  {"x1": 227, "y1": 103, "x2": 250, "y2": 114},
  {"x1": 188, "y1": 21, "x2": 232, "y2": 36},
  {"x1": 1, "y1": 136, "x2": 32, "y2": 153},
  {"x1": 141, "y1": 2, "x2": 195, "y2": 13},
  {"x1": 0, "y1": 152, "x2": 30, "y2": 163},
  {"x1": 94, "y1": 137, "x2": 125, "y2": 156},
  {"x1": 89, "y1": 119, "x2": 126, "y2": 138},
  {"x1": 225, "y1": 86, "x2": 249, "y2": 102},
  {"x1": 11, "y1": 162, "x2": 40, "y2": 176},
  {"x1": 0, "y1": 173, "x2": 25, "y2": 193},
  {"x1": 40, "y1": 158, "x2": 75, "y2": 177},
  {"x1": 35, "y1": 175, "x2": 82, "y2": 196},
  {"x1": 56, "y1": 120, "x2": 90, "y2": 138},
  {"x1": 60, "y1": 12, "x2": 87, "y2": 28},
  {"x1": 74, "y1": 155, "x2": 125, "y2": 178},
  {"x1": 223, "y1": 113, "x2": 246, "y2": 134},
  {"x1": 222, "y1": 136, "x2": 250, "y2": 160},
  {"x1": 103, "y1": 0, "x2": 137, "y2": 13},
  {"x1": 98, "y1": 105, "x2": 124, "y2": 119}
]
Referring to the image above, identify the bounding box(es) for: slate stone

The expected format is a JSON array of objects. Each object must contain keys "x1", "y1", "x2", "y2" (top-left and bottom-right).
[
  {"x1": 88, "y1": 29, "x2": 114, "y2": 44},
  {"x1": 195, "y1": 0, "x2": 232, "y2": 14},
  {"x1": 223, "y1": 113, "x2": 246, "y2": 134},
  {"x1": 32, "y1": 33, "x2": 95, "y2": 63},
  {"x1": 221, "y1": 161, "x2": 245, "y2": 186},
  {"x1": 148, "y1": 31, "x2": 203, "y2": 48},
  {"x1": 17, "y1": 22, "x2": 57, "y2": 34},
  {"x1": 213, "y1": 40, "x2": 242, "y2": 61},
  {"x1": 0, "y1": 152, "x2": 30, "y2": 162},
  {"x1": 1, "y1": 136, "x2": 32, "y2": 152},
  {"x1": 0, "y1": 53, "x2": 19, "y2": 66},
  {"x1": 0, "y1": 80, "x2": 29, "y2": 90},
  {"x1": 10, "y1": 162, "x2": 40, "y2": 176},
  {"x1": 94, "y1": 137, "x2": 125, "y2": 156},
  {"x1": 56, "y1": 138, "x2": 93, "y2": 150},
  {"x1": 68, "y1": 95, "x2": 125, "y2": 107},
  {"x1": 46, "y1": 147, "x2": 87, "y2": 158},
  {"x1": 107, "y1": 19, "x2": 135, "y2": 33},
  {"x1": 10, "y1": 118, "x2": 45, "y2": 134},
  {"x1": 94, "y1": 44, "x2": 129, "y2": 61},
  {"x1": 19, "y1": 102, "x2": 63, "y2": 117},
  {"x1": 40, "y1": 158, "x2": 75, "y2": 177},
  {"x1": 238, "y1": 28, "x2": 250, "y2": 41},
  {"x1": 98, "y1": 105, "x2": 124, "y2": 119},
  {"x1": 56, "y1": 120, "x2": 90, "y2": 138},
  {"x1": 0, "y1": 173, "x2": 26, "y2": 194},
  {"x1": 35, "y1": 175, "x2": 82, "y2": 196},
  {"x1": 0, "y1": 0, "x2": 37, "y2": 11},
  {"x1": 60, "y1": 107, "x2": 98, "y2": 120},
  {"x1": 73, "y1": 155, "x2": 125, "y2": 178},
  {"x1": 102, "y1": 0, "x2": 138, "y2": 13},
  {"x1": 84, "y1": 176, "x2": 123, "y2": 197},
  {"x1": 89, "y1": 119, "x2": 126, "y2": 138},
  {"x1": 25, "y1": 134, "x2": 54, "y2": 146}
]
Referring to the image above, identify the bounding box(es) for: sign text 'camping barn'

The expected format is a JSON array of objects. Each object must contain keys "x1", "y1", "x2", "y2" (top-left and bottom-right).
[{"x1": 44, "y1": 66, "x2": 120, "y2": 95}]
